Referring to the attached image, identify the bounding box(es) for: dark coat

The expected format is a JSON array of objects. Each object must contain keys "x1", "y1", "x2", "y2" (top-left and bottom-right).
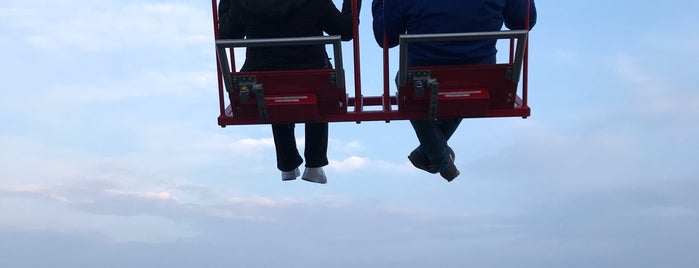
[{"x1": 219, "y1": 0, "x2": 359, "y2": 71}]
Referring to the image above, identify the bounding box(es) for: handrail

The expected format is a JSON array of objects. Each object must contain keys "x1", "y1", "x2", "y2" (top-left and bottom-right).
[
  {"x1": 397, "y1": 30, "x2": 528, "y2": 87},
  {"x1": 215, "y1": 36, "x2": 345, "y2": 94}
]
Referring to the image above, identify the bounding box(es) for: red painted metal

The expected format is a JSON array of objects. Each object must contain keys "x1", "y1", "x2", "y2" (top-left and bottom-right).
[
  {"x1": 397, "y1": 64, "x2": 525, "y2": 118},
  {"x1": 381, "y1": 0, "x2": 391, "y2": 117},
  {"x1": 211, "y1": 0, "x2": 226, "y2": 120},
  {"x1": 212, "y1": 0, "x2": 532, "y2": 126},
  {"x1": 351, "y1": 0, "x2": 363, "y2": 114},
  {"x1": 523, "y1": 0, "x2": 531, "y2": 111},
  {"x1": 221, "y1": 69, "x2": 347, "y2": 124}
]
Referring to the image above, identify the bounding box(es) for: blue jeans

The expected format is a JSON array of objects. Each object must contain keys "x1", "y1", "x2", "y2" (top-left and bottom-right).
[
  {"x1": 396, "y1": 73, "x2": 463, "y2": 171},
  {"x1": 410, "y1": 118, "x2": 462, "y2": 171}
]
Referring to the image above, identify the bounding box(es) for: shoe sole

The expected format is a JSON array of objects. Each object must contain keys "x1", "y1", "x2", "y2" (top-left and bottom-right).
[{"x1": 301, "y1": 177, "x2": 327, "y2": 184}]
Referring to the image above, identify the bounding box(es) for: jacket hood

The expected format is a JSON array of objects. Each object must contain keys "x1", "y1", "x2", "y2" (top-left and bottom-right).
[{"x1": 238, "y1": 0, "x2": 308, "y2": 20}]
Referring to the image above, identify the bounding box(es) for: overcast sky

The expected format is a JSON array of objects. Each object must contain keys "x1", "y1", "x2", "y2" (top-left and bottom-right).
[{"x1": 1, "y1": 0, "x2": 699, "y2": 267}]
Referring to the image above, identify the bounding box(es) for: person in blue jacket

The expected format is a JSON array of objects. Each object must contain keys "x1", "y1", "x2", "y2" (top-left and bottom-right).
[{"x1": 372, "y1": 0, "x2": 537, "y2": 181}]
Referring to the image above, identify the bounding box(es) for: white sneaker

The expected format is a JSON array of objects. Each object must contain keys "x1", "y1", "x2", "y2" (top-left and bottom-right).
[
  {"x1": 302, "y1": 167, "x2": 327, "y2": 184},
  {"x1": 282, "y1": 168, "x2": 300, "y2": 181}
]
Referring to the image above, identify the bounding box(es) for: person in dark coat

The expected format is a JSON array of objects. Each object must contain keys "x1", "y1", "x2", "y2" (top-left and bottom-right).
[
  {"x1": 219, "y1": 0, "x2": 360, "y2": 184},
  {"x1": 372, "y1": 0, "x2": 537, "y2": 182}
]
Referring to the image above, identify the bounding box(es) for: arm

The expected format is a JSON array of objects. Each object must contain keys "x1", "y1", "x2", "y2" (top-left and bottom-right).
[
  {"x1": 218, "y1": 0, "x2": 245, "y2": 39},
  {"x1": 371, "y1": 0, "x2": 405, "y2": 48},
  {"x1": 319, "y1": 0, "x2": 362, "y2": 41},
  {"x1": 503, "y1": 0, "x2": 537, "y2": 30}
]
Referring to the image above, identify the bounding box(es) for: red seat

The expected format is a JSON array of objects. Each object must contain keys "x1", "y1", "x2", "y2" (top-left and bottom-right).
[
  {"x1": 223, "y1": 69, "x2": 347, "y2": 124},
  {"x1": 397, "y1": 64, "x2": 520, "y2": 119}
]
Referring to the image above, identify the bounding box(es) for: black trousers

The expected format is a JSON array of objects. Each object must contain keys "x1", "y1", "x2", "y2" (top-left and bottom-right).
[{"x1": 271, "y1": 123, "x2": 329, "y2": 171}]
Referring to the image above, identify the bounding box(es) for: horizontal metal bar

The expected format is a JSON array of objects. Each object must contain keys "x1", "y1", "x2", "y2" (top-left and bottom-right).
[
  {"x1": 399, "y1": 30, "x2": 528, "y2": 43},
  {"x1": 216, "y1": 36, "x2": 342, "y2": 48},
  {"x1": 219, "y1": 106, "x2": 529, "y2": 125}
]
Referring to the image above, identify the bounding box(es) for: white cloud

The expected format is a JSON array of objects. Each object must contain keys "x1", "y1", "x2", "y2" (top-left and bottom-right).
[
  {"x1": 3, "y1": 2, "x2": 212, "y2": 52},
  {"x1": 106, "y1": 190, "x2": 174, "y2": 201},
  {"x1": 3, "y1": 1, "x2": 699, "y2": 266},
  {"x1": 613, "y1": 54, "x2": 699, "y2": 117},
  {"x1": 228, "y1": 137, "x2": 275, "y2": 155},
  {"x1": 38, "y1": 70, "x2": 215, "y2": 104},
  {"x1": 330, "y1": 138, "x2": 366, "y2": 153},
  {"x1": 226, "y1": 194, "x2": 300, "y2": 208},
  {"x1": 329, "y1": 156, "x2": 368, "y2": 171}
]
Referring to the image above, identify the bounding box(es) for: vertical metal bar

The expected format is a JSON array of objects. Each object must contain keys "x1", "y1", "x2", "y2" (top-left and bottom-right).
[
  {"x1": 510, "y1": 33, "x2": 527, "y2": 83},
  {"x1": 523, "y1": 0, "x2": 531, "y2": 108},
  {"x1": 352, "y1": 0, "x2": 363, "y2": 113},
  {"x1": 382, "y1": 36, "x2": 390, "y2": 112},
  {"x1": 523, "y1": 37, "x2": 529, "y2": 108},
  {"x1": 332, "y1": 39, "x2": 345, "y2": 87},
  {"x1": 229, "y1": 49, "x2": 236, "y2": 73},
  {"x1": 211, "y1": 0, "x2": 225, "y2": 120},
  {"x1": 510, "y1": 38, "x2": 516, "y2": 64},
  {"x1": 217, "y1": 47, "x2": 235, "y2": 101},
  {"x1": 382, "y1": 0, "x2": 391, "y2": 113},
  {"x1": 398, "y1": 37, "x2": 408, "y2": 87}
]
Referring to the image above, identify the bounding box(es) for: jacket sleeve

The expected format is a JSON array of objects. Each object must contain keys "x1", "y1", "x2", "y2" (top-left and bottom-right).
[
  {"x1": 218, "y1": 0, "x2": 245, "y2": 39},
  {"x1": 503, "y1": 0, "x2": 537, "y2": 30},
  {"x1": 371, "y1": 0, "x2": 405, "y2": 48},
  {"x1": 319, "y1": 0, "x2": 361, "y2": 41}
]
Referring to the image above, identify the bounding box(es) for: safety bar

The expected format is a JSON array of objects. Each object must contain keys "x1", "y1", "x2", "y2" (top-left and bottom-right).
[
  {"x1": 215, "y1": 36, "x2": 345, "y2": 92},
  {"x1": 398, "y1": 30, "x2": 528, "y2": 87}
]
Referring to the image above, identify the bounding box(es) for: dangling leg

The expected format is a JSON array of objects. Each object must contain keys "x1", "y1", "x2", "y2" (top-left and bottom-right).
[
  {"x1": 272, "y1": 123, "x2": 303, "y2": 180},
  {"x1": 439, "y1": 118, "x2": 462, "y2": 141},
  {"x1": 410, "y1": 119, "x2": 460, "y2": 181},
  {"x1": 410, "y1": 117, "x2": 461, "y2": 173},
  {"x1": 410, "y1": 119, "x2": 449, "y2": 168},
  {"x1": 303, "y1": 122, "x2": 329, "y2": 168},
  {"x1": 302, "y1": 122, "x2": 329, "y2": 184}
]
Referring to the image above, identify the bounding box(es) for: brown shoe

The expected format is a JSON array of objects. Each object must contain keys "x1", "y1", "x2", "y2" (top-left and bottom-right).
[
  {"x1": 439, "y1": 154, "x2": 460, "y2": 182},
  {"x1": 408, "y1": 147, "x2": 455, "y2": 174}
]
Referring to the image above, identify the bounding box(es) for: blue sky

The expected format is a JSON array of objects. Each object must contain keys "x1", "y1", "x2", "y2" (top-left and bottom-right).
[{"x1": 1, "y1": 0, "x2": 699, "y2": 267}]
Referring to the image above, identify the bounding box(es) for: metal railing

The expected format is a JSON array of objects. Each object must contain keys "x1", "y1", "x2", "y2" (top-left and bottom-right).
[
  {"x1": 215, "y1": 36, "x2": 346, "y2": 95},
  {"x1": 397, "y1": 30, "x2": 528, "y2": 87}
]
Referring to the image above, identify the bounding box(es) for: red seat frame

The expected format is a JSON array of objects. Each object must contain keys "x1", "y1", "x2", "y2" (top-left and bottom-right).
[{"x1": 210, "y1": 0, "x2": 531, "y2": 126}]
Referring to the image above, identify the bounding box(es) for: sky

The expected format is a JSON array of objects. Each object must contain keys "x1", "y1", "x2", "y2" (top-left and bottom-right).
[{"x1": 1, "y1": 0, "x2": 699, "y2": 267}]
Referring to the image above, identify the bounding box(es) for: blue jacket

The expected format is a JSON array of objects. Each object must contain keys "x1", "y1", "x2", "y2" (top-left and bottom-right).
[{"x1": 372, "y1": 0, "x2": 537, "y2": 66}]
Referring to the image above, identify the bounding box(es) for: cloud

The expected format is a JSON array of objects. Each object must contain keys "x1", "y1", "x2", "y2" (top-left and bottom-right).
[
  {"x1": 2, "y1": 1, "x2": 699, "y2": 267},
  {"x1": 36, "y1": 70, "x2": 215, "y2": 105},
  {"x1": 611, "y1": 54, "x2": 699, "y2": 118},
  {"x1": 329, "y1": 156, "x2": 368, "y2": 171},
  {"x1": 226, "y1": 194, "x2": 300, "y2": 208},
  {"x1": 228, "y1": 137, "x2": 275, "y2": 155},
  {"x1": 2, "y1": 1, "x2": 211, "y2": 52},
  {"x1": 106, "y1": 190, "x2": 174, "y2": 201}
]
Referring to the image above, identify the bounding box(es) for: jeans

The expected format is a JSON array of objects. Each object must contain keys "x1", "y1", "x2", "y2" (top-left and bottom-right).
[
  {"x1": 272, "y1": 123, "x2": 329, "y2": 171},
  {"x1": 410, "y1": 118, "x2": 462, "y2": 171}
]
